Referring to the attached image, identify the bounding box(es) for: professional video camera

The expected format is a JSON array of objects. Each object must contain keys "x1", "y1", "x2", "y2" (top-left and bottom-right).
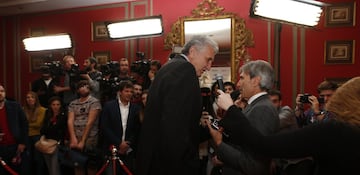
[
  {"x1": 130, "y1": 52, "x2": 151, "y2": 78},
  {"x1": 99, "y1": 61, "x2": 120, "y2": 77},
  {"x1": 40, "y1": 61, "x2": 64, "y2": 77}
]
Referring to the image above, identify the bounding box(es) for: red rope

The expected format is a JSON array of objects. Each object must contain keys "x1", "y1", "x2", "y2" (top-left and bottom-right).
[{"x1": 0, "y1": 158, "x2": 19, "y2": 175}]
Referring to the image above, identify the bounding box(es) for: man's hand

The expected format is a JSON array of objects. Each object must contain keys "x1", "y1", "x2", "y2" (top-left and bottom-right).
[
  {"x1": 206, "y1": 120, "x2": 223, "y2": 146},
  {"x1": 216, "y1": 90, "x2": 233, "y2": 111}
]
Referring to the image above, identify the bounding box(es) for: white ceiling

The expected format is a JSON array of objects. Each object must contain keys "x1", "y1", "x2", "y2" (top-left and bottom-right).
[{"x1": 0, "y1": 0, "x2": 134, "y2": 16}]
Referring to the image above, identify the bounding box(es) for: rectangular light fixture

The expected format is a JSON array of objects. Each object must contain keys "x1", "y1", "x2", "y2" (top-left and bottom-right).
[
  {"x1": 250, "y1": 0, "x2": 326, "y2": 27},
  {"x1": 107, "y1": 15, "x2": 163, "y2": 39},
  {"x1": 23, "y1": 33, "x2": 72, "y2": 51}
]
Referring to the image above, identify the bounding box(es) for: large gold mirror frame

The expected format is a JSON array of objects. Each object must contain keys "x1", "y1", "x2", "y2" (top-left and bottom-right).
[{"x1": 164, "y1": 0, "x2": 254, "y2": 82}]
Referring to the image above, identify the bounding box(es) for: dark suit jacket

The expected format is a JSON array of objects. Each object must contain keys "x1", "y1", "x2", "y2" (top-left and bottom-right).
[
  {"x1": 218, "y1": 94, "x2": 279, "y2": 175},
  {"x1": 4, "y1": 100, "x2": 29, "y2": 145},
  {"x1": 136, "y1": 55, "x2": 203, "y2": 175},
  {"x1": 31, "y1": 78, "x2": 57, "y2": 108},
  {"x1": 100, "y1": 99, "x2": 141, "y2": 152}
]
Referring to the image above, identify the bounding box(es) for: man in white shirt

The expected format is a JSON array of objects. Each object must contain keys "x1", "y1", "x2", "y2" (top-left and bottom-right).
[{"x1": 100, "y1": 80, "x2": 141, "y2": 175}]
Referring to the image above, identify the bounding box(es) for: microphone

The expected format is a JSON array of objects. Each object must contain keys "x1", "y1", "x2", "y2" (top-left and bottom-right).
[{"x1": 215, "y1": 74, "x2": 225, "y2": 91}]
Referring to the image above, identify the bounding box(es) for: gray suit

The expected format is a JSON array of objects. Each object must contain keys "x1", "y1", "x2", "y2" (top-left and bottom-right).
[{"x1": 217, "y1": 94, "x2": 279, "y2": 175}]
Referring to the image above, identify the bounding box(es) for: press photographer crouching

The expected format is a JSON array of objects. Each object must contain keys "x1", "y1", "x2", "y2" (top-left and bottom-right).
[{"x1": 295, "y1": 80, "x2": 339, "y2": 127}]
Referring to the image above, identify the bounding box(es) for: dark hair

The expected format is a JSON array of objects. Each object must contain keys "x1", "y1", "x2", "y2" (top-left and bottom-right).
[
  {"x1": 224, "y1": 81, "x2": 235, "y2": 90},
  {"x1": 268, "y1": 89, "x2": 282, "y2": 101},
  {"x1": 150, "y1": 60, "x2": 161, "y2": 70},
  {"x1": 76, "y1": 80, "x2": 91, "y2": 90},
  {"x1": 118, "y1": 80, "x2": 134, "y2": 91},
  {"x1": 48, "y1": 96, "x2": 63, "y2": 105},
  {"x1": 317, "y1": 80, "x2": 339, "y2": 93}
]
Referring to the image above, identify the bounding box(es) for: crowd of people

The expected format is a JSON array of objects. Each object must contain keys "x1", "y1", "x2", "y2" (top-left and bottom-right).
[
  {"x1": 0, "y1": 35, "x2": 359, "y2": 175},
  {"x1": 0, "y1": 51, "x2": 158, "y2": 175}
]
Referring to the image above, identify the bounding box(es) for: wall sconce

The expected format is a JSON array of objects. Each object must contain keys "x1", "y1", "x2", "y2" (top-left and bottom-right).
[
  {"x1": 23, "y1": 33, "x2": 72, "y2": 51},
  {"x1": 250, "y1": 0, "x2": 326, "y2": 27},
  {"x1": 107, "y1": 15, "x2": 163, "y2": 39}
]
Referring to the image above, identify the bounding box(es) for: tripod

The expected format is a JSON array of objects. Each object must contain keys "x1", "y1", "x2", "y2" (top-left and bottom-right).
[{"x1": 96, "y1": 145, "x2": 133, "y2": 175}]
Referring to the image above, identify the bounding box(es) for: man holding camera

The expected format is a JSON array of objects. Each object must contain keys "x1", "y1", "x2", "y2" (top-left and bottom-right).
[
  {"x1": 81, "y1": 57, "x2": 102, "y2": 99},
  {"x1": 53, "y1": 55, "x2": 78, "y2": 107},
  {"x1": 295, "y1": 80, "x2": 338, "y2": 127},
  {"x1": 214, "y1": 60, "x2": 279, "y2": 175}
]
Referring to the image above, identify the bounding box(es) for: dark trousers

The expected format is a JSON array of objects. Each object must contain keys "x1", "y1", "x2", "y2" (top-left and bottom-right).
[{"x1": 0, "y1": 144, "x2": 25, "y2": 175}]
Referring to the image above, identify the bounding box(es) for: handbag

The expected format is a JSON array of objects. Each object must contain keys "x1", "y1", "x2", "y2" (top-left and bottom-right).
[
  {"x1": 34, "y1": 135, "x2": 58, "y2": 154},
  {"x1": 58, "y1": 145, "x2": 88, "y2": 167}
]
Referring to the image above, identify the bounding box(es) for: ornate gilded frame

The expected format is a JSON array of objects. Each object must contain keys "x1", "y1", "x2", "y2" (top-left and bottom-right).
[{"x1": 164, "y1": 0, "x2": 254, "y2": 82}]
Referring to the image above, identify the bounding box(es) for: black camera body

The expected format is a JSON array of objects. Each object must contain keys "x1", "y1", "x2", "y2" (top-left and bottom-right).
[
  {"x1": 41, "y1": 61, "x2": 64, "y2": 77},
  {"x1": 131, "y1": 52, "x2": 151, "y2": 78},
  {"x1": 300, "y1": 94, "x2": 325, "y2": 104},
  {"x1": 210, "y1": 119, "x2": 229, "y2": 138},
  {"x1": 300, "y1": 94, "x2": 311, "y2": 103},
  {"x1": 130, "y1": 59, "x2": 151, "y2": 77},
  {"x1": 100, "y1": 61, "x2": 120, "y2": 76}
]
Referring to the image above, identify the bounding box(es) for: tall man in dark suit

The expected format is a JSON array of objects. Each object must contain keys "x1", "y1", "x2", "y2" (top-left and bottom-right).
[
  {"x1": 136, "y1": 35, "x2": 219, "y2": 175},
  {"x1": 212, "y1": 60, "x2": 279, "y2": 175},
  {"x1": 100, "y1": 80, "x2": 141, "y2": 174}
]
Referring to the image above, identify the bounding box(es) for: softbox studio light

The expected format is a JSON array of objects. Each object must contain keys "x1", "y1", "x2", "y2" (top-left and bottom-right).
[
  {"x1": 250, "y1": 0, "x2": 326, "y2": 27},
  {"x1": 23, "y1": 33, "x2": 72, "y2": 51},
  {"x1": 107, "y1": 15, "x2": 163, "y2": 40}
]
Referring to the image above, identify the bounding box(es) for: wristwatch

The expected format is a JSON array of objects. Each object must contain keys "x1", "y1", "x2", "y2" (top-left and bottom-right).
[{"x1": 314, "y1": 111, "x2": 325, "y2": 116}]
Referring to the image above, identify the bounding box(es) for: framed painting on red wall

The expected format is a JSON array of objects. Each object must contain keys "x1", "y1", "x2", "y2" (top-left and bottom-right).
[
  {"x1": 324, "y1": 40, "x2": 355, "y2": 64},
  {"x1": 325, "y1": 2, "x2": 355, "y2": 27},
  {"x1": 29, "y1": 55, "x2": 48, "y2": 72},
  {"x1": 92, "y1": 51, "x2": 111, "y2": 65},
  {"x1": 92, "y1": 21, "x2": 109, "y2": 41}
]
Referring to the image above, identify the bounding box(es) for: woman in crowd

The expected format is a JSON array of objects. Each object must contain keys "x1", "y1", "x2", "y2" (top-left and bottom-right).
[
  {"x1": 210, "y1": 76, "x2": 360, "y2": 175},
  {"x1": 23, "y1": 91, "x2": 47, "y2": 175},
  {"x1": 40, "y1": 96, "x2": 68, "y2": 175}
]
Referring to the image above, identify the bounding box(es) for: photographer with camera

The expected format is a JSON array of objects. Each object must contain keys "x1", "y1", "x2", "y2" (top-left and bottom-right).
[
  {"x1": 295, "y1": 80, "x2": 339, "y2": 127},
  {"x1": 31, "y1": 66, "x2": 59, "y2": 108},
  {"x1": 98, "y1": 61, "x2": 123, "y2": 105},
  {"x1": 53, "y1": 55, "x2": 79, "y2": 107},
  {"x1": 81, "y1": 57, "x2": 102, "y2": 99},
  {"x1": 130, "y1": 52, "x2": 162, "y2": 90}
]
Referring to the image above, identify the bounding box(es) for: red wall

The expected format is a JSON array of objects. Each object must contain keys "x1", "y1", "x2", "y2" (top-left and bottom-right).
[{"x1": 0, "y1": 0, "x2": 359, "y2": 106}]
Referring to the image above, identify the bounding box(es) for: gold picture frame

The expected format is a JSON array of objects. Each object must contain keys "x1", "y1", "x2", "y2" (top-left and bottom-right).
[
  {"x1": 163, "y1": 0, "x2": 254, "y2": 82},
  {"x1": 92, "y1": 21, "x2": 109, "y2": 41},
  {"x1": 324, "y1": 40, "x2": 355, "y2": 64},
  {"x1": 92, "y1": 51, "x2": 111, "y2": 65},
  {"x1": 325, "y1": 2, "x2": 356, "y2": 27}
]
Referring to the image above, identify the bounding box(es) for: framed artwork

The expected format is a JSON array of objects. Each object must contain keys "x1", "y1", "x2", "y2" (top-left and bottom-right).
[
  {"x1": 30, "y1": 55, "x2": 47, "y2": 72},
  {"x1": 92, "y1": 51, "x2": 111, "y2": 65},
  {"x1": 30, "y1": 27, "x2": 44, "y2": 36},
  {"x1": 324, "y1": 40, "x2": 355, "y2": 64},
  {"x1": 92, "y1": 21, "x2": 109, "y2": 41},
  {"x1": 325, "y1": 2, "x2": 355, "y2": 27}
]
